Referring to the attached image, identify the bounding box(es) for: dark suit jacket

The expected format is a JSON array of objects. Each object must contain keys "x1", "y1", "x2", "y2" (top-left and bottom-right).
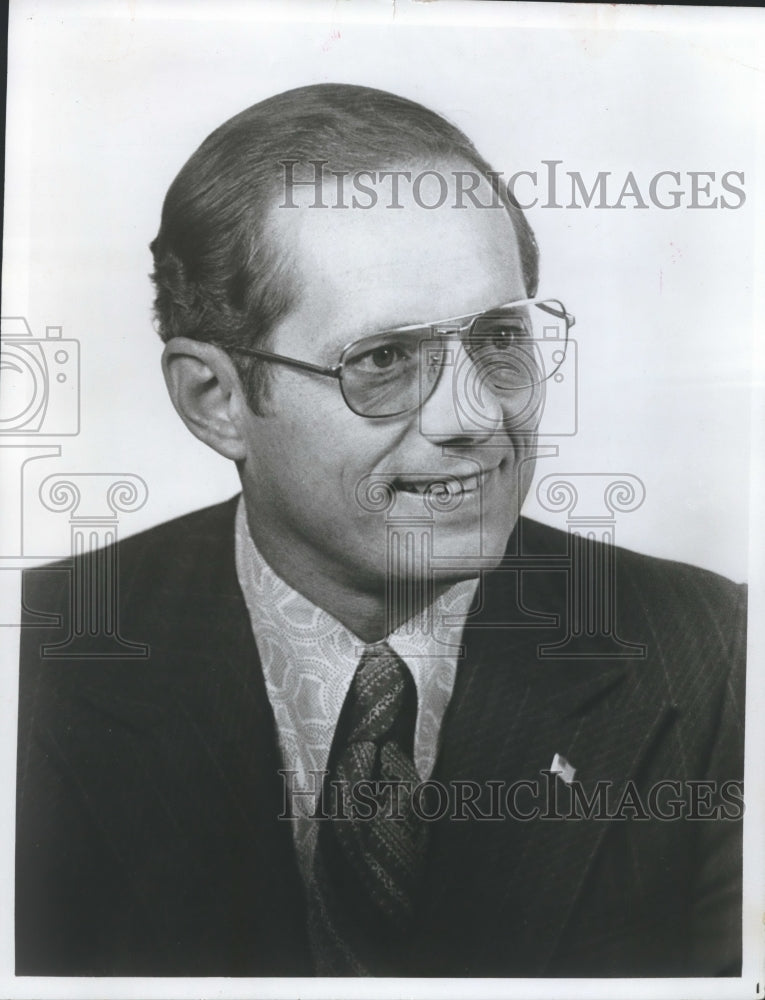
[{"x1": 16, "y1": 496, "x2": 746, "y2": 977}]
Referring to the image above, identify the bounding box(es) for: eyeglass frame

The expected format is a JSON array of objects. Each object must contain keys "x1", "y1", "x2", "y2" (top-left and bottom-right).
[{"x1": 227, "y1": 296, "x2": 576, "y2": 419}]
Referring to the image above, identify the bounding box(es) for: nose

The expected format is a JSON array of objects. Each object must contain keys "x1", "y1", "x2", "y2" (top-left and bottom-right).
[{"x1": 417, "y1": 339, "x2": 504, "y2": 444}]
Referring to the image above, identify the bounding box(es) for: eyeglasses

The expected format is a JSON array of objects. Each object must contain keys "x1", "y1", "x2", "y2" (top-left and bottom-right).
[{"x1": 229, "y1": 297, "x2": 575, "y2": 419}]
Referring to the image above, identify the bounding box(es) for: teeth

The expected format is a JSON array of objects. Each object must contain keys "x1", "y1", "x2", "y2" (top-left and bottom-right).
[
  {"x1": 394, "y1": 474, "x2": 482, "y2": 496},
  {"x1": 440, "y1": 480, "x2": 461, "y2": 497},
  {"x1": 439, "y1": 475, "x2": 479, "y2": 496}
]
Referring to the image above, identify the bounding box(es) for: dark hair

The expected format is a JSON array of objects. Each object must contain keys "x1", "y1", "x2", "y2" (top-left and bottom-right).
[{"x1": 149, "y1": 83, "x2": 539, "y2": 412}]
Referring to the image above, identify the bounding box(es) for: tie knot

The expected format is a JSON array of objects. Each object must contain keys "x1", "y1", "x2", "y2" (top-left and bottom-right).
[{"x1": 345, "y1": 642, "x2": 412, "y2": 745}]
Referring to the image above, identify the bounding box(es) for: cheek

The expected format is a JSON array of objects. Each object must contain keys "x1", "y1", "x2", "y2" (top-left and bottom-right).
[
  {"x1": 499, "y1": 383, "x2": 545, "y2": 433},
  {"x1": 247, "y1": 369, "x2": 411, "y2": 512},
  {"x1": 259, "y1": 380, "x2": 342, "y2": 463},
  {"x1": 257, "y1": 408, "x2": 387, "y2": 504}
]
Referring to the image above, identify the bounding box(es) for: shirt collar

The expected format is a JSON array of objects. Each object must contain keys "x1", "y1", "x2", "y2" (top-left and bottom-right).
[{"x1": 234, "y1": 495, "x2": 478, "y2": 781}]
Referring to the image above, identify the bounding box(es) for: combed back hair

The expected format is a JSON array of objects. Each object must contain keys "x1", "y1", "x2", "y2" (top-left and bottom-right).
[{"x1": 149, "y1": 82, "x2": 539, "y2": 413}]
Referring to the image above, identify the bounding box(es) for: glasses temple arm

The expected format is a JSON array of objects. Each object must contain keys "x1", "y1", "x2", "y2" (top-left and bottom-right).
[
  {"x1": 229, "y1": 346, "x2": 342, "y2": 379},
  {"x1": 535, "y1": 300, "x2": 576, "y2": 329}
]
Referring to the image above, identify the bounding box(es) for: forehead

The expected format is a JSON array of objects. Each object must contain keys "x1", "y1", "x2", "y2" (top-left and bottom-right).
[{"x1": 268, "y1": 164, "x2": 525, "y2": 352}]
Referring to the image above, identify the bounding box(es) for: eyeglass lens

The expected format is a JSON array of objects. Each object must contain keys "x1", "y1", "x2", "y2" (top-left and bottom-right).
[{"x1": 340, "y1": 299, "x2": 569, "y2": 418}]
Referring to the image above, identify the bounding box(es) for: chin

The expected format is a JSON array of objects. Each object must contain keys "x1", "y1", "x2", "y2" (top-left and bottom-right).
[{"x1": 425, "y1": 516, "x2": 519, "y2": 580}]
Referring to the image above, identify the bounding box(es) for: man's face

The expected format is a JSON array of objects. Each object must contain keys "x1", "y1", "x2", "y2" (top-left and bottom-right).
[{"x1": 238, "y1": 167, "x2": 539, "y2": 602}]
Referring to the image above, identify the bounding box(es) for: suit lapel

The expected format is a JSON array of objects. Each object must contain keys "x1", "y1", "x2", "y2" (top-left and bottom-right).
[
  {"x1": 134, "y1": 500, "x2": 312, "y2": 973},
  {"x1": 41, "y1": 498, "x2": 312, "y2": 974},
  {"x1": 419, "y1": 522, "x2": 673, "y2": 975},
  {"x1": 486, "y1": 652, "x2": 673, "y2": 973}
]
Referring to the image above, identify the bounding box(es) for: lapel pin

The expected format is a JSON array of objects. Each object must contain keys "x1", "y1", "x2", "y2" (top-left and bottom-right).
[{"x1": 550, "y1": 753, "x2": 576, "y2": 784}]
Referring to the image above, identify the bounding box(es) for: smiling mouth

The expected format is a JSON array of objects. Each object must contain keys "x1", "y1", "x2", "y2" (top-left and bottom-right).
[{"x1": 392, "y1": 472, "x2": 486, "y2": 499}]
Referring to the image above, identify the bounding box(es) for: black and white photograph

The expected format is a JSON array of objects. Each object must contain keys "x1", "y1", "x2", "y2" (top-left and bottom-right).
[{"x1": 1, "y1": 1, "x2": 763, "y2": 997}]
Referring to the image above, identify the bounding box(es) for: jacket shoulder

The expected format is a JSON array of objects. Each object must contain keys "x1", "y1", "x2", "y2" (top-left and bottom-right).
[
  {"x1": 21, "y1": 495, "x2": 241, "y2": 614},
  {"x1": 518, "y1": 515, "x2": 746, "y2": 607},
  {"x1": 515, "y1": 516, "x2": 747, "y2": 686}
]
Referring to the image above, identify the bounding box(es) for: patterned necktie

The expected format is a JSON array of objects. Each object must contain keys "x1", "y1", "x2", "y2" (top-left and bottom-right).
[{"x1": 309, "y1": 642, "x2": 428, "y2": 975}]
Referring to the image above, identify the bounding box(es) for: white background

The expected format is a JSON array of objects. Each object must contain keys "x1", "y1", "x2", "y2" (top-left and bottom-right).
[{"x1": 1, "y1": 2, "x2": 764, "y2": 998}]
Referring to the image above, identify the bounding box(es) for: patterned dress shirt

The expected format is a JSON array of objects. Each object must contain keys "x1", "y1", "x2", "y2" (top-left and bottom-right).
[{"x1": 234, "y1": 497, "x2": 479, "y2": 884}]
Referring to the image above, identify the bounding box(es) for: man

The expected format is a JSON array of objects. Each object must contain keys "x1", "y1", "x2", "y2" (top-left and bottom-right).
[{"x1": 16, "y1": 84, "x2": 746, "y2": 978}]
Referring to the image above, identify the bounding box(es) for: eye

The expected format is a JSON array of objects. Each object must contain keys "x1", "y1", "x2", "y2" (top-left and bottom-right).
[
  {"x1": 348, "y1": 338, "x2": 415, "y2": 374},
  {"x1": 473, "y1": 316, "x2": 530, "y2": 351},
  {"x1": 487, "y1": 319, "x2": 529, "y2": 350},
  {"x1": 369, "y1": 345, "x2": 405, "y2": 369}
]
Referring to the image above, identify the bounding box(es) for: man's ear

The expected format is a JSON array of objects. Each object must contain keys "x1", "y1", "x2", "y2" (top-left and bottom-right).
[{"x1": 161, "y1": 337, "x2": 252, "y2": 461}]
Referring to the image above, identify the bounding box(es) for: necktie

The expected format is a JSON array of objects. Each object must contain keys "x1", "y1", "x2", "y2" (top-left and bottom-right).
[{"x1": 309, "y1": 642, "x2": 428, "y2": 975}]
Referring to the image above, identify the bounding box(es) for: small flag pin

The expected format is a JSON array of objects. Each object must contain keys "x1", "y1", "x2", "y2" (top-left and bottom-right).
[{"x1": 550, "y1": 753, "x2": 576, "y2": 784}]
